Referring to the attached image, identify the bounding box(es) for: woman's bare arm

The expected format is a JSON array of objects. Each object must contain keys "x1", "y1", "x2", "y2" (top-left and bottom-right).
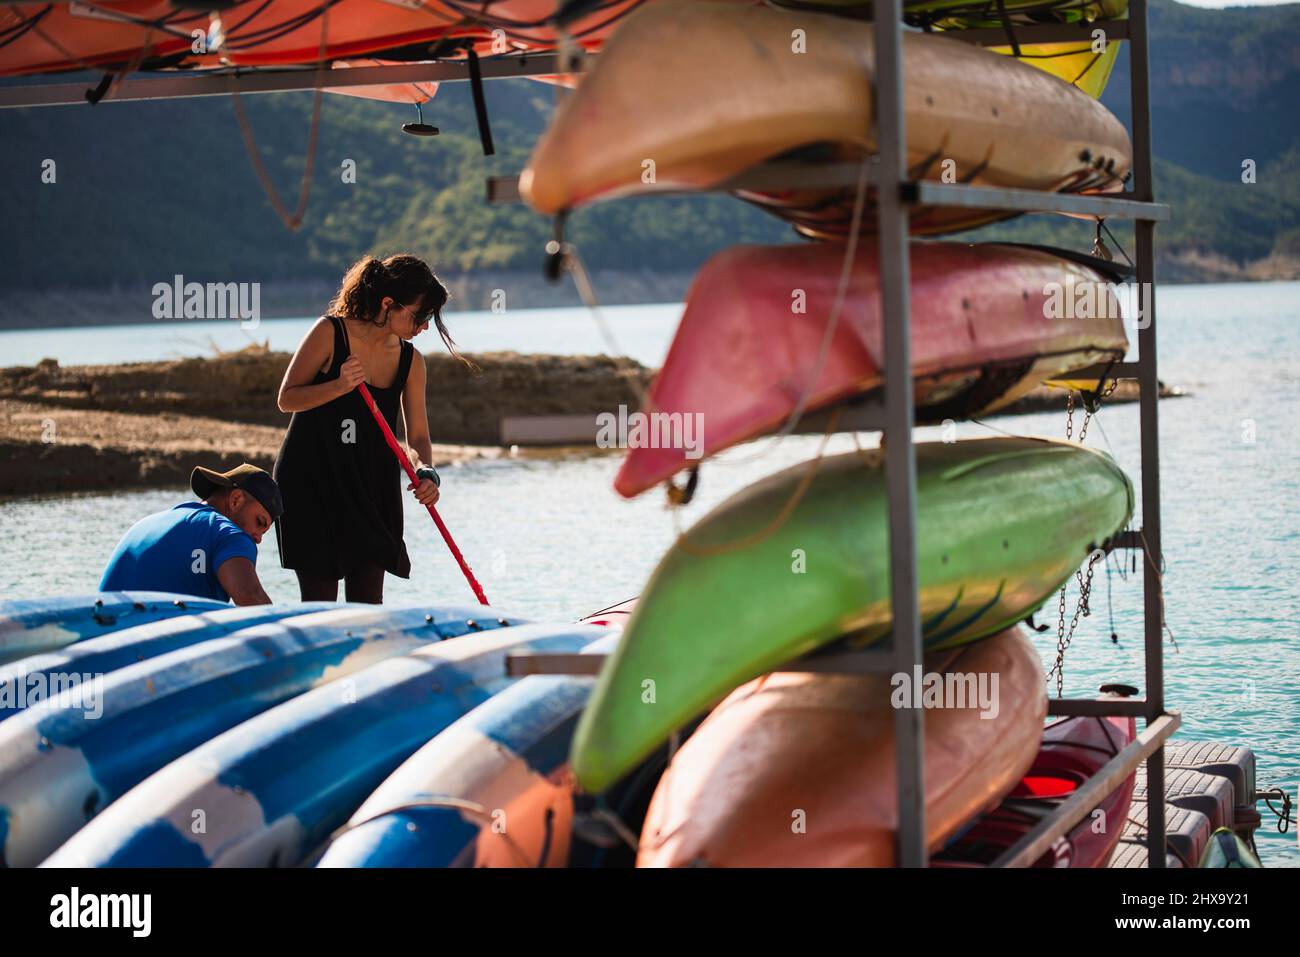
[{"x1": 278, "y1": 318, "x2": 361, "y2": 413}]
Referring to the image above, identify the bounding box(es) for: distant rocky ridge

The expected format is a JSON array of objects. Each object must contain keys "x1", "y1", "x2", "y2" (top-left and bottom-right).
[{"x1": 0, "y1": 0, "x2": 1297, "y2": 329}]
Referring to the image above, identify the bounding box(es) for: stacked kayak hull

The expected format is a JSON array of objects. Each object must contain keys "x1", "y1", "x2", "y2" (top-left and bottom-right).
[
  {"x1": 43, "y1": 623, "x2": 606, "y2": 868},
  {"x1": 774, "y1": 1, "x2": 1127, "y2": 98},
  {"x1": 988, "y1": 38, "x2": 1121, "y2": 100},
  {"x1": 616, "y1": 241, "x2": 1127, "y2": 498},
  {"x1": 520, "y1": 0, "x2": 1132, "y2": 237},
  {"x1": 933, "y1": 711, "x2": 1137, "y2": 867},
  {"x1": 317, "y1": 633, "x2": 621, "y2": 868},
  {"x1": 572, "y1": 437, "x2": 1134, "y2": 793},
  {"x1": 0, "y1": 603, "x2": 342, "y2": 721},
  {"x1": 775, "y1": 0, "x2": 1128, "y2": 28},
  {"x1": 0, "y1": 603, "x2": 524, "y2": 867},
  {"x1": 0, "y1": 592, "x2": 227, "y2": 666},
  {"x1": 637, "y1": 627, "x2": 1046, "y2": 866},
  {"x1": 1198, "y1": 828, "x2": 1263, "y2": 869}
]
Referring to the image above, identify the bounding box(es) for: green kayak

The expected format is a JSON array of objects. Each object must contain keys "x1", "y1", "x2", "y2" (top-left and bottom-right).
[
  {"x1": 572, "y1": 436, "x2": 1133, "y2": 792},
  {"x1": 1198, "y1": 828, "x2": 1263, "y2": 868}
]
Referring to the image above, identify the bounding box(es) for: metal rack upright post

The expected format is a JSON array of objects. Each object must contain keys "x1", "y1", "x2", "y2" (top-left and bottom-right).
[
  {"x1": 495, "y1": 0, "x2": 1181, "y2": 868},
  {"x1": 860, "y1": 0, "x2": 1178, "y2": 867}
]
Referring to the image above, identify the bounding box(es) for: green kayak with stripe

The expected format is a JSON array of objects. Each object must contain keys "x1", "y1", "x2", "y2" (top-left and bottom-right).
[{"x1": 571, "y1": 436, "x2": 1134, "y2": 793}]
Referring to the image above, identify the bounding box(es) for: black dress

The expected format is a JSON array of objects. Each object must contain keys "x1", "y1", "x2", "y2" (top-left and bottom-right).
[{"x1": 274, "y1": 315, "x2": 414, "y2": 579}]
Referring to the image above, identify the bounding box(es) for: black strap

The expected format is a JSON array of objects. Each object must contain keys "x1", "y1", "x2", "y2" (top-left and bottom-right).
[
  {"x1": 327, "y1": 315, "x2": 350, "y2": 375},
  {"x1": 85, "y1": 74, "x2": 113, "y2": 105},
  {"x1": 395, "y1": 339, "x2": 415, "y2": 392},
  {"x1": 985, "y1": 242, "x2": 1137, "y2": 283},
  {"x1": 466, "y1": 47, "x2": 495, "y2": 156},
  {"x1": 994, "y1": 0, "x2": 1022, "y2": 57}
]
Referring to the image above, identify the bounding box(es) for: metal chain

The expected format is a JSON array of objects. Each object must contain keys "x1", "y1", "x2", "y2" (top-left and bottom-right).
[
  {"x1": 1065, "y1": 380, "x2": 1119, "y2": 444},
  {"x1": 1051, "y1": 379, "x2": 1125, "y2": 692},
  {"x1": 1050, "y1": 550, "x2": 1104, "y2": 697}
]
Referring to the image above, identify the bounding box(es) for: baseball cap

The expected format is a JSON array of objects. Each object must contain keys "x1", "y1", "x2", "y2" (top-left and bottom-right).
[{"x1": 191, "y1": 463, "x2": 283, "y2": 519}]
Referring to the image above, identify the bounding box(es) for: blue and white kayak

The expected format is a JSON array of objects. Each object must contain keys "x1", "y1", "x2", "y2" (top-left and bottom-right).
[
  {"x1": 0, "y1": 603, "x2": 342, "y2": 722},
  {"x1": 317, "y1": 632, "x2": 620, "y2": 868},
  {"x1": 43, "y1": 622, "x2": 608, "y2": 868},
  {"x1": 0, "y1": 593, "x2": 228, "y2": 666},
  {"x1": 0, "y1": 602, "x2": 523, "y2": 867}
]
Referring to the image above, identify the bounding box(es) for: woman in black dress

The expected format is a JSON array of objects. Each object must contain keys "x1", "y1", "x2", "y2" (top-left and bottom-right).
[{"x1": 273, "y1": 254, "x2": 474, "y2": 603}]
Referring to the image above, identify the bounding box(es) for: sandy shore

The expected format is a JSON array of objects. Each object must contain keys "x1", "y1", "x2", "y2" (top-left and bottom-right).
[
  {"x1": 0, "y1": 396, "x2": 512, "y2": 496},
  {"x1": 0, "y1": 351, "x2": 1182, "y2": 497}
]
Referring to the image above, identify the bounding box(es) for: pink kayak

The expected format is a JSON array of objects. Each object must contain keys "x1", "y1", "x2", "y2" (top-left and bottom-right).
[{"x1": 614, "y1": 241, "x2": 1127, "y2": 498}]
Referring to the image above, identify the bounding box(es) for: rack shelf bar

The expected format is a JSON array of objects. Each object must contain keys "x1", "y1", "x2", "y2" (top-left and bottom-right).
[
  {"x1": 488, "y1": 168, "x2": 1170, "y2": 222},
  {"x1": 0, "y1": 53, "x2": 570, "y2": 109},
  {"x1": 1048, "y1": 697, "x2": 1149, "y2": 718},
  {"x1": 777, "y1": 648, "x2": 898, "y2": 675},
  {"x1": 941, "y1": 20, "x2": 1132, "y2": 46},
  {"x1": 506, "y1": 651, "x2": 605, "y2": 677},
  {"x1": 1067, "y1": 361, "x2": 1141, "y2": 380},
  {"x1": 910, "y1": 182, "x2": 1170, "y2": 221}
]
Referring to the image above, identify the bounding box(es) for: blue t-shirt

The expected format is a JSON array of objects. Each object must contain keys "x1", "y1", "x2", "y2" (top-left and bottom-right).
[{"x1": 99, "y1": 502, "x2": 258, "y2": 603}]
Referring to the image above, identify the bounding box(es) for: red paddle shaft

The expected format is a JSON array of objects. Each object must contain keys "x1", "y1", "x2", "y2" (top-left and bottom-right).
[{"x1": 356, "y1": 382, "x2": 490, "y2": 606}]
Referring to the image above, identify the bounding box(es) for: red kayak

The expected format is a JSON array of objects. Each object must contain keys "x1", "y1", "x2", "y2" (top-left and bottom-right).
[
  {"x1": 0, "y1": 1, "x2": 640, "y2": 78},
  {"x1": 614, "y1": 241, "x2": 1128, "y2": 499},
  {"x1": 932, "y1": 712, "x2": 1138, "y2": 868}
]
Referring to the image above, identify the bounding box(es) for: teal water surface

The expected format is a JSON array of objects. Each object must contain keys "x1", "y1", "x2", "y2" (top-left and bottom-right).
[{"x1": 1, "y1": 281, "x2": 1297, "y2": 866}]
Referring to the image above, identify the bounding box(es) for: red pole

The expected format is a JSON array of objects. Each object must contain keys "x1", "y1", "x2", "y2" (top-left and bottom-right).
[{"x1": 356, "y1": 382, "x2": 490, "y2": 606}]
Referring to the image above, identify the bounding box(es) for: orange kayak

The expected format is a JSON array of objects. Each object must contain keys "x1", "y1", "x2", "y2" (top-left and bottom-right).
[
  {"x1": 520, "y1": 0, "x2": 1132, "y2": 237},
  {"x1": 0, "y1": 1, "x2": 639, "y2": 78},
  {"x1": 615, "y1": 242, "x2": 1128, "y2": 499},
  {"x1": 636, "y1": 626, "x2": 1047, "y2": 867}
]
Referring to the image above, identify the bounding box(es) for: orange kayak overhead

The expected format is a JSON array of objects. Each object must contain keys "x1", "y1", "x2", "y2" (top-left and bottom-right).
[
  {"x1": 519, "y1": 0, "x2": 1132, "y2": 237},
  {"x1": 637, "y1": 626, "x2": 1047, "y2": 867},
  {"x1": 614, "y1": 241, "x2": 1129, "y2": 499},
  {"x1": 0, "y1": 1, "x2": 640, "y2": 78}
]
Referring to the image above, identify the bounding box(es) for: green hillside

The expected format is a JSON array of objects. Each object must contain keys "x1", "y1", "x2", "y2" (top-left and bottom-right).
[{"x1": 0, "y1": 0, "x2": 1296, "y2": 309}]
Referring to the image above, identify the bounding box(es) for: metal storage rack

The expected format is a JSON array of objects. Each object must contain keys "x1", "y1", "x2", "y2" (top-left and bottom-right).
[
  {"x1": 861, "y1": 0, "x2": 1181, "y2": 869},
  {"x1": 0, "y1": 0, "x2": 1180, "y2": 867},
  {"x1": 505, "y1": 0, "x2": 1182, "y2": 867}
]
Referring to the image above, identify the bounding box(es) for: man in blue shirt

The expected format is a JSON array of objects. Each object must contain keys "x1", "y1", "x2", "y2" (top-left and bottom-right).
[{"x1": 100, "y1": 463, "x2": 282, "y2": 605}]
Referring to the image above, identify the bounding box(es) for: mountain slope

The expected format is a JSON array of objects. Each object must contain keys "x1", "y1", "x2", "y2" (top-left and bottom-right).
[{"x1": 0, "y1": 0, "x2": 1295, "y2": 311}]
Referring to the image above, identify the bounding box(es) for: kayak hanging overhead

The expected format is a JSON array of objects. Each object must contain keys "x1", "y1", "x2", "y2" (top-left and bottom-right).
[
  {"x1": 519, "y1": 0, "x2": 1132, "y2": 237},
  {"x1": 0, "y1": 1, "x2": 643, "y2": 78},
  {"x1": 770, "y1": 0, "x2": 1129, "y2": 30}
]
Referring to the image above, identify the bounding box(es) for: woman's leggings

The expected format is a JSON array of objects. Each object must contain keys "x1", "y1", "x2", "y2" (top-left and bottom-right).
[{"x1": 295, "y1": 561, "x2": 385, "y2": 604}]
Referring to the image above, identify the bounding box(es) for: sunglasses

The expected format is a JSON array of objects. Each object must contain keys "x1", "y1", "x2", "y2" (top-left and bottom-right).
[{"x1": 394, "y1": 301, "x2": 434, "y2": 327}]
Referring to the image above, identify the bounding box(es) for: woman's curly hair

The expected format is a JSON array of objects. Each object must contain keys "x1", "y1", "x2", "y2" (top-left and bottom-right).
[{"x1": 329, "y1": 254, "x2": 477, "y2": 370}]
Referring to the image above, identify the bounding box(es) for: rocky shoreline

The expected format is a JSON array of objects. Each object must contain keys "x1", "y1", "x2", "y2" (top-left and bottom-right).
[{"x1": 0, "y1": 351, "x2": 1183, "y2": 497}]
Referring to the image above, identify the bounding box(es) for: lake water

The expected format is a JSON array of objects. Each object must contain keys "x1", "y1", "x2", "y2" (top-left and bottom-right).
[
  {"x1": 2, "y1": 281, "x2": 1298, "y2": 865},
  {"x1": 0, "y1": 303, "x2": 683, "y2": 369}
]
